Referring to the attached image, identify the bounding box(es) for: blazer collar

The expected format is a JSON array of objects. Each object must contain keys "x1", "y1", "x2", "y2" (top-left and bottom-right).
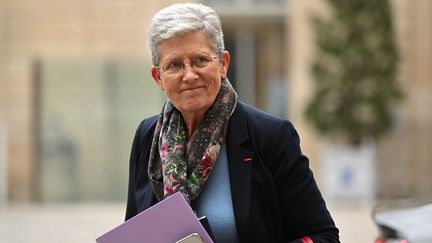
[{"x1": 226, "y1": 103, "x2": 253, "y2": 243}]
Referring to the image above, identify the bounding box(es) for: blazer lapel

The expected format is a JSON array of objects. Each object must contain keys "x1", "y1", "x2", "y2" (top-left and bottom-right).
[{"x1": 226, "y1": 103, "x2": 253, "y2": 243}]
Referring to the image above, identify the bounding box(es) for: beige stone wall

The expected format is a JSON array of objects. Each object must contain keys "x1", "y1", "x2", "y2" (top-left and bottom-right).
[
  {"x1": 287, "y1": 0, "x2": 330, "y2": 174},
  {"x1": 378, "y1": 0, "x2": 432, "y2": 198},
  {"x1": 0, "y1": 0, "x2": 184, "y2": 201}
]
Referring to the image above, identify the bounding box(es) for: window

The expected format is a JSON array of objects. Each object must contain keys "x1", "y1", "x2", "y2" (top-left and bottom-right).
[{"x1": 36, "y1": 58, "x2": 163, "y2": 201}]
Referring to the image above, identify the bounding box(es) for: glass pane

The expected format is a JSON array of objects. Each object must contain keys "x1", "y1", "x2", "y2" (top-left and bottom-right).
[{"x1": 37, "y1": 58, "x2": 163, "y2": 201}]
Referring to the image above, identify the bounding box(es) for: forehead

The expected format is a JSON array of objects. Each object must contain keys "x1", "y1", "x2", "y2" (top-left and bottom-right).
[{"x1": 158, "y1": 31, "x2": 214, "y2": 59}]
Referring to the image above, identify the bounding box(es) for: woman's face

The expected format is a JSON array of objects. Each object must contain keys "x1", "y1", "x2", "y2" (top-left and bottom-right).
[{"x1": 151, "y1": 31, "x2": 230, "y2": 116}]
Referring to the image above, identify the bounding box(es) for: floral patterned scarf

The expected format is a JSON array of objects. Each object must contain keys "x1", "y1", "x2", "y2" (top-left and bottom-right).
[{"x1": 148, "y1": 79, "x2": 237, "y2": 203}]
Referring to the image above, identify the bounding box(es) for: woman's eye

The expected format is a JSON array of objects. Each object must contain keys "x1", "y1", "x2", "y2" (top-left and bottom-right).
[
  {"x1": 165, "y1": 61, "x2": 182, "y2": 71},
  {"x1": 194, "y1": 56, "x2": 210, "y2": 67}
]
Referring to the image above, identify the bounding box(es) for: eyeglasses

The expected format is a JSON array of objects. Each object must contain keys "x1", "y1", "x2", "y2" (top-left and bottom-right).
[{"x1": 157, "y1": 54, "x2": 219, "y2": 76}]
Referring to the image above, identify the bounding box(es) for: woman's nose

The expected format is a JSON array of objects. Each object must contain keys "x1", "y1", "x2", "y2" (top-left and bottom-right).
[{"x1": 182, "y1": 64, "x2": 199, "y2": 81}]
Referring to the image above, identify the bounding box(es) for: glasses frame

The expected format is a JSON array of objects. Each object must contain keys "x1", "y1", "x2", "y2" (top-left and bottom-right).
[{"x1": 156, "y1": 54, "x2": 220, "y2": 77}]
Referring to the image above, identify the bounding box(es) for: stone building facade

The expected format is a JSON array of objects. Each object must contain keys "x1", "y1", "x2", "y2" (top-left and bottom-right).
[{"x1": 0, "y1": 0, "x2": 431, "y2": 202}]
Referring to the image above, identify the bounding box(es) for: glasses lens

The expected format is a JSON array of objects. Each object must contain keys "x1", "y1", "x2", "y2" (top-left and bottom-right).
[
  {"x1": 193, "y1": 55, "x2": 212, "y2": 68},
  {"x1": 163, "y1": 59, "x2": 182, "y2": 74}
]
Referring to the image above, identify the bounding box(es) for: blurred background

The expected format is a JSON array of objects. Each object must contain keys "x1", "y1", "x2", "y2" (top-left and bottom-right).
[{"x1": 0, "y1": 0, "x2": 431, "y2": 242}]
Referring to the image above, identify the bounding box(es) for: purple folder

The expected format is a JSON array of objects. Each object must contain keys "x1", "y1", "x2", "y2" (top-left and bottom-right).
[{"x1": 96, "y1": 192, "x2": 213, "y2": 243}]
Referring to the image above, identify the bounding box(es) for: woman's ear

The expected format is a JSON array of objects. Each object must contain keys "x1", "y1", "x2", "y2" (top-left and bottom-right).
[
  {"x1": 151, "y1": 66, "x2": 165, "y2": 91},
  {"x1": 220, "y1": 51, "x2": 230, "y2": 79}
]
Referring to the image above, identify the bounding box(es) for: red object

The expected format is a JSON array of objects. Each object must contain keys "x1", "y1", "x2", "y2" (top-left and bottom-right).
[
  {"x1": 244, "y1": 157, "x2": 252, "y2": 162},
  {"x1": 300, "y1": 236, "x2": 313, "y2": 243}
]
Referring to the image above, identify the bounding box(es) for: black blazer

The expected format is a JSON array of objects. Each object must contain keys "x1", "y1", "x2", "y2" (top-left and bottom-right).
[{"x1": 125, "y1": 102, "x2": 339, "y2": 243}]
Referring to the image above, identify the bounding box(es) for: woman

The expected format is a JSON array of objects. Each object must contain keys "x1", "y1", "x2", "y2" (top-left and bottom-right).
[{"x1": 126, "y1": 3, "x2": 339, "y2": 243}]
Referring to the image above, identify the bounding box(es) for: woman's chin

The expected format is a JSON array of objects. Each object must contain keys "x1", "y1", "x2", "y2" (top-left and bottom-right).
[{"x1": 177, "y1": 99, "x2": 212, "y2": 115}]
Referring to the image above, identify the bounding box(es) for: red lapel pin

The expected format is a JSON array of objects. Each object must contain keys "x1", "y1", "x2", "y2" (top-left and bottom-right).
[{"x1": 244, "y1": 157, "x2": 252, "y2": 163}]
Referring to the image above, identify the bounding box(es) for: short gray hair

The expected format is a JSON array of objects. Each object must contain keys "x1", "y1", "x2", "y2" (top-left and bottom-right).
[{"x1": 148, "y1": 3, "x2": 225, "y2": 67}]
